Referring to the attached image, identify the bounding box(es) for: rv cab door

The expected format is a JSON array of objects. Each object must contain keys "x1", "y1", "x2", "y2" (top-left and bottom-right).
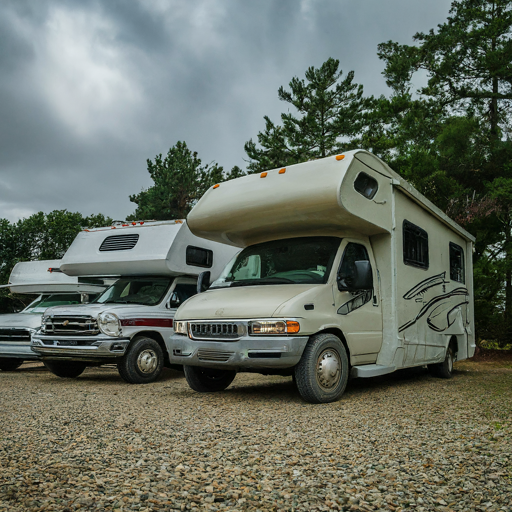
[{"x1": 334, "y1": 240, "x2": 382, "y2": 365}]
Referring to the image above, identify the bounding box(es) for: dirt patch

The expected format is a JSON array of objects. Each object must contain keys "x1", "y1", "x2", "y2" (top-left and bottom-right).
[{"x1": 470, "y1": 346, "x2": 512, "y2": 362}]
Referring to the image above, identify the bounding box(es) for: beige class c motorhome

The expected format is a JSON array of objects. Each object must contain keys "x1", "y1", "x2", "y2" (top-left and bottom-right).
[{"x1": 167, "y1": 150, "x2": 475, "y2": 403}]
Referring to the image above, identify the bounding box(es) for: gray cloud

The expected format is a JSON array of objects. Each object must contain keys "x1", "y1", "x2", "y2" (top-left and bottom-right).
[{"x1": 0, "y1": 0, "x2": 452, "y2": 222}]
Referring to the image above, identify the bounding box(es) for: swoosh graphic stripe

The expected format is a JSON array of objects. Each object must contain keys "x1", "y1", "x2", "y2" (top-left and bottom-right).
[{"x1": 120, "y1": 318, "x2": 173, "y2": 328}]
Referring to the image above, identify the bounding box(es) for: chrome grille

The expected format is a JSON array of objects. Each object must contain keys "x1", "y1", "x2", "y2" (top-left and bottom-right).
[
  {"x1": 189, "y1": 322, "x2": 243, "y2": 341},
  {"x1": 99, "y1": 234, "x2": 139, "y2": 252},
  {"x1": 43, "y1": 316, "x2": 100, "y2": 336},
  {"x1": 197, "y1": 349, "x2": 234, "y2": 362},
  {"x1": 0, "y1": 328, "x2": 31, "y2": 343}
]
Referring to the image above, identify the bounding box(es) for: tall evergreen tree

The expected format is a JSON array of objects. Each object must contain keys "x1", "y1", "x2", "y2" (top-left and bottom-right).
[
  {"x1": 128, "y1": 141, "x2": 224, "y2": 221},
  {"x1": 244, "y1": 58, "x2": 369, "y2": 173}
]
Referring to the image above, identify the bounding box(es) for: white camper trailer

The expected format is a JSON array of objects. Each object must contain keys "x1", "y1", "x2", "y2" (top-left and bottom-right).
[
  {"x1": 0, "y1": 260, "x2": 105, "y2": 371},
  {"x1": 168, "y1": 150, "x2": 475, "y2": 403},
  {"x1": 31, "y1": 220, "x2": 238, "y2": 383}
]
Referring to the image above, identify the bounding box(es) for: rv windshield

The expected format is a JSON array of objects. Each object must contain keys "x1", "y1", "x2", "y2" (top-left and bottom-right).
[
  {"x1": 23, "y1": 293, "x2": 86, "y2": 314},
  {"x1": 95, "y1": 277, "x2": 172, "y2": 306},
  {"x1": 211, "y1": 237, "x2": 341, "y2": 288}
]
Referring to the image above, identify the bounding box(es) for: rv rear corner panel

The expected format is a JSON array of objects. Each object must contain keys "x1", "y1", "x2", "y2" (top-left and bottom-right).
[{"x1": 393, "y1": 190, "x2": 473, "y2": 364}]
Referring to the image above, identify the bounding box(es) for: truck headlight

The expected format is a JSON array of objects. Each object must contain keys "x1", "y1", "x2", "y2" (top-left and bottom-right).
[
  {"x1": 249, "y1": 320, "x2": 300, "y2": 335},
  {"x1": 98, "y1": 312, "x2": 121, "y2": 337},
  {"x1": 174, "y1": 321, "x2": 188, "y2": 335}
]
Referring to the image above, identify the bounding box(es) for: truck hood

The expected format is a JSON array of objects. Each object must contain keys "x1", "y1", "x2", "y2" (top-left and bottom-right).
[
  {"x1": 176, "y1": 284, "x2": 320, "y2": 320},
  {"x1": 0, "y1": 312, "x2": 42, "y2": 329},
  {"x1": 42, "y1": 303, "x2": 155, "y2": 319}
]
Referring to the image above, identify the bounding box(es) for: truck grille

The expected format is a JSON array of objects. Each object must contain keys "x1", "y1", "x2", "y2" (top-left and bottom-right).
[
  {"x1": 189, "y1": 322, "x2": 244, "y2": 341},
  {"x1": 197, "y1": 349, "x2": 234, "y2": 362},
  {"x1": 43, "y1": 316, "x2": 100, "y2": 336},
  {"x1": 0, "y1": 328, "x2": 31, "y2": 343}
]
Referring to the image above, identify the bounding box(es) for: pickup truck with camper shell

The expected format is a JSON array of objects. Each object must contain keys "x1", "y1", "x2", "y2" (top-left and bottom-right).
[
  {"x1": 168, "y1": 150, "x2": 475, "y2": 403},
  {"x1": 0, "y1": 260, "x2": 104, "y2": 371},
  {"x1": 31, "y1": 220, "x2": 238, "y2": 383}
]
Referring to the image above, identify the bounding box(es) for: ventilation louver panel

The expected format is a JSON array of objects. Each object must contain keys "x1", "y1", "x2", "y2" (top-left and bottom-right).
[{"x1": 99, "y1": 234, "x2": 139, "y2": 252}]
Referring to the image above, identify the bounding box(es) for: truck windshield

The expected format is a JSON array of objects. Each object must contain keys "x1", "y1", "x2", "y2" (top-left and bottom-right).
[
  {"x1": 23, "y1": 293, "x2": 86, "y2": 313},
  {"x1": 211, "y1": 237, "x2": 341, "y2": 288},
  {"x1": 95, "y1": 277, "x2": 172, "y2": 306}
]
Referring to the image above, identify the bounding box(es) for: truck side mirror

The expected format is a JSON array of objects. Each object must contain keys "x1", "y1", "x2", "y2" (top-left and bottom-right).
[
  {"x1": 337, "y1": 261, "x2": 373, "y2": 292},
  {"x1": 197, "y1": 271, "x2": 211, "y2": 294}
]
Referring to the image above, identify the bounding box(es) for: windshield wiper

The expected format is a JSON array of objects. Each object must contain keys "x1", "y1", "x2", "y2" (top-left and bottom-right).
[{"x1": 231, "y1": 277, "x2": 295, "y2": 287}]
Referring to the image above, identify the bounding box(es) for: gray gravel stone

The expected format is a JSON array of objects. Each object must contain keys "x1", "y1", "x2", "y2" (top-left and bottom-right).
[{"x1": 0, "y1": 361, "x2": 511, "y2": 511}]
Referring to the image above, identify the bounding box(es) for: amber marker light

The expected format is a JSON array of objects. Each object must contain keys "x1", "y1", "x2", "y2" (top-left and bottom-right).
[
  {"x1": 260, "y1": 172, "x2": 268, "y2": 178},
  {"x1": 279, "y1": 168, "x2": 286, "y2": 174},
  {"x1": 336, "y1": 155, "x2": 345, "y2": 161},
  {"x1": 286, "y1": 321, "x2": 300, "y2": 334},
  {"x1": 213, "y1": 184, "x2": 220, "y2": 189}
]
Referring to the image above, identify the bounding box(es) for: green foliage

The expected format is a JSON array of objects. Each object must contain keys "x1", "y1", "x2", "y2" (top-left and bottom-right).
[
  {"x1": 0, "y1": 210, "x2": 112, "y2": 313},
  {"x1": 244, "y1": 58, "x2": 369, "y2": 173},
  {"x1": 128, "y1": 141, "x2": 225, "y2": 221}
]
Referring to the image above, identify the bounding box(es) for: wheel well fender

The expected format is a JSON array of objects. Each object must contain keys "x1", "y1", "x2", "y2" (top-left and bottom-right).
[
  {"x1": 315, "y1": 328, "x2": 351, "y2": 365},
  {"x1": 130, "y1": 331, "x2": 170, "y2": 365},
  {"x1": 449, "y1": 335, "x2": 459, "y2": 356}
]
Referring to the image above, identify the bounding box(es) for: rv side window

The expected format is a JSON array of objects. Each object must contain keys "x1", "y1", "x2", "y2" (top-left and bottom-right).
[
  {"x1": 186, "y1": 246, "x2": 213, "y2": 268},
  {"x1": 99, "y1": 234, "x2": 139, "y2": 251},
  {"x1": 403, "y1": 220, "x2": 429, "y2": 269},
  {"x1": 354, "y1": 172, "x2": 378, "y2": 200},
  {"x1": 449, "y1": 242, "x2": 465, "y2": 283}
]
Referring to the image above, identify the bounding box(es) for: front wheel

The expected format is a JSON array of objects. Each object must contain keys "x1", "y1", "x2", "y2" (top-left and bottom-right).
[
  {"x1": 294, "y1": 333, "x2": 349, "y2": 403},
  {"x1": 428, "y1": 344, "x2": 455, "y2": 379},
  {"x1": 0, "y1": 358, "x2": 23, "y2": 371},
  {"x1": 43, "y1": 360, "x2": 87, "y2": 378},
  {"x1": 184, "y1": 366, "x2": 236, "y2": 392},
  {"x1": 117, "y1": 336, "x2": 164, "y2": 384}
]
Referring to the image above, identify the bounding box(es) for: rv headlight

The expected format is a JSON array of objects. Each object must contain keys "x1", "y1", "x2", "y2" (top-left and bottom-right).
[
  {"x1": 174, "y1": 321, "x2": 188, "y2": 335},
  {"x1": 249, "y1": 320, "x2": 300, "y2": 335},
  {"x1": 98, "y1": 312, "x2": 121, "y2": 337}
]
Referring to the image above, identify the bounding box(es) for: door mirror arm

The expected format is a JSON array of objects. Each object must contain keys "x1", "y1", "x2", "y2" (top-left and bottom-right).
[{"x1": 197, "y1": 271, "x2": 211, "y2": 294}]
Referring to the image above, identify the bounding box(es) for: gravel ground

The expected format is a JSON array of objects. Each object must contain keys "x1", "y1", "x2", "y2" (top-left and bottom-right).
[{"x1": 0, "y1": 360, "x2": 511, "y2": 512}]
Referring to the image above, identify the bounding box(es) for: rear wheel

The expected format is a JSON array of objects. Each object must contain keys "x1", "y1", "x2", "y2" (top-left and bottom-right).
[
  {"x1": 294, "y1": 333, "x2": 349, "y2": 403},
  {"x1": 117, "y1": 336, "x2": 164, "y2": 384},
  {"x1": 428, "y1": 344, "x2": 455, "y2": 379},
  {"x1": 0, "y1": 358, "x2": 23, "y2": 371},
  {"x1": 44, "y1": 360, "x2": 87, "y2": 378},
  {"x1": 184, "y1": 366, "x2": 236, "y2": 392}
]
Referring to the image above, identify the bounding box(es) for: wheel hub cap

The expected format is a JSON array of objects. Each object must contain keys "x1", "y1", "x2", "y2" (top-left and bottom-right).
[
  {"x1": 316, "y1": 350, "x2": 341, "y2": 389},
  {"x1": 137, "y1": 349, "x2": 158, "y2": 374}
]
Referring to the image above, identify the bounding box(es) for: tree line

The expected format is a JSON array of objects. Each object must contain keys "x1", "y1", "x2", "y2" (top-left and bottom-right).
[{"x1": 1, "y1": 0, "x2": 511, "y2": 346}]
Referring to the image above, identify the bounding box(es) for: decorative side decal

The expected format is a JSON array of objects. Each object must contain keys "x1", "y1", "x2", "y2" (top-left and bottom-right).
[
  {"x1": 399, "y1": 273, "x2": 469, "y2": 333},
  {"x1": 338, "y1": 290, "x2": 372, "y2": 315}
]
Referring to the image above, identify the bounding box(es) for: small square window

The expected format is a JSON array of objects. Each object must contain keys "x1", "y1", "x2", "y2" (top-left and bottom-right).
[
  {"x1": 354, "y1": 172, "x2": 378, "y2": 200},
  {"x1": 449, "y1": 242, "x2": 465, "y2": 283},
  {"x1": 186, "y1": 246, "x2": 213, "y2": 268},
  {"x1": 403, "y1": 220, "x2": 429, "y2": 269}
]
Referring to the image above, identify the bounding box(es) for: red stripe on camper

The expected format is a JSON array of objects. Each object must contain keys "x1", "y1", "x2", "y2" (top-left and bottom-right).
[{"x1": 120, "y1": 318, "x2": 173, "y2": 328}]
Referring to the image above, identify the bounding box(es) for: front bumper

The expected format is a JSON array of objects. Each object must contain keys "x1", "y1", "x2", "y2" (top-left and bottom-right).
[
  {"x1": 0, "y1": 343, "x2": 39, "y2": 360},
  {"x1": 31, "y1": 334, "x2": 130, "y2": 361},
  {"x1": 166, "y1": 334, "x2": 309, "y2": 370}
]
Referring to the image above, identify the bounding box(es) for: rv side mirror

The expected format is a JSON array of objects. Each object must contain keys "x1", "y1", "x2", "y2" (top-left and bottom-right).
[
  {"x1": 337, "y1": 261, "x2": 373, "y2": 292},
  {"x1": 197, "y1": 271, "x2": 211, "y2": 294}
]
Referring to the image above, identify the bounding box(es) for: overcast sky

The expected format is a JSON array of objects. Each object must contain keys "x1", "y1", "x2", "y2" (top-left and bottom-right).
[{"x1": 0, "y1": 0, "x2": 452, "y2": 223}]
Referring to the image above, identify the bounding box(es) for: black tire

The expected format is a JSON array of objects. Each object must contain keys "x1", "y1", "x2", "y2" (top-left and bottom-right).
[
  {"x1": 43, "y1": 360, "x2": 87, "y2": 378},
  {"x1": 117, "y1": 336, "x2": 164, "y2": 384},
  {"x1": 184, "y1": 366, "x2": 236, "y2": 392},
  {"x1": 428, "y1": 344, "x2": 455, "y2": 379},
  {"x1": 0, "y1": 358, "x2": 23, "y2": 371},
  {"x1": 294, "y1": 333, "x2": 349, "y2": 403}
]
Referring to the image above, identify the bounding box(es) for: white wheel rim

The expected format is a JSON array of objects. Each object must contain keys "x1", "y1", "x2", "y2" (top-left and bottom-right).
[{"x1": 137, "y1": 349, "x2": 158, "y2": 374}]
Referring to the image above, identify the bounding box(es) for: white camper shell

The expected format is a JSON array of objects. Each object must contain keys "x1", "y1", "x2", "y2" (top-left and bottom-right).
[
  {"x1": 0, "y1": 260, "x2": 105, "y2": 371},
  {"x1": 31, "y1": 220, "x2": 238, "y2": 383},
  {"x1": 169, "y1": 150, "x2": 475, "y2": 403}
]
